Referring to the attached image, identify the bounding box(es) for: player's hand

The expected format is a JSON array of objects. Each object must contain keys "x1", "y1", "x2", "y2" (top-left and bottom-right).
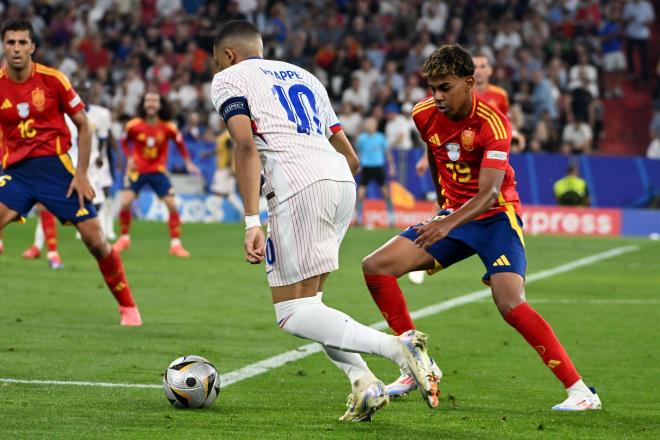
[
  {"x1": 415, "y1": 155, "x2": 429, "y2": 176},
  {"x1": 67, "y1": 173, "x2": 96, "y2": 211},
  {"x1": 413, "y1": 216, "x2": 455, "y2": 249},
  {"x1": 185, "y1": 160, "x2": 202, "y2": 177},
  {"x1": 244, "y1": 226, "x2": 265, "y2": 264}
]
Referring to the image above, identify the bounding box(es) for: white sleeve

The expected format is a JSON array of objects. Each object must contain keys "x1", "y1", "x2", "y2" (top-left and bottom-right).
[{"x1": 211, "y1": 71, "x2": 249, "y2": 120}]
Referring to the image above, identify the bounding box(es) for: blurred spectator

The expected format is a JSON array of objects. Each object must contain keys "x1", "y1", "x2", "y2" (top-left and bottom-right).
[
  {"x1": 385, "y1": 103, "x2": 414, "y2": 182},
  {"x1": 554, "y1": 162, "x2": 590, "y2": 206},
  {"x1": 599, "y1": 3, "x2": 626, "y2": 98},
  {"x1": 561, "y1": 115, "x2": 593, "y2": 155},
  {"x1": 568, "y1": 50, "x2": 598, "y2": 123},
  {"x1": 622, "y1": 0, "x2": 655, "y2": 82},
  {"x1": 342, "y1": 75, "x2": 370, "y2": 113},
  {"x1": 337, "y1": 102, "x2": 363, "y2": 144}
]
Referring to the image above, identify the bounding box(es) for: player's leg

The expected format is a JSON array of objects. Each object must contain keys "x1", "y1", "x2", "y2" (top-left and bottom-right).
[
  {"x1": 114, "y1": 189, "x2": 137, "y2": 252},
  {"x1": 379, "y1": 169, "x2": 394, "y2": 228},
  {"x1": 162, "y1": 194, "x2": 189, "y2": 257},
  {"x1": 39, "y1": 206, "x2": 62, "y2": 269},
  {"x1": 22, "y1": 212, "x2": 43, "y2": 259},
  {"x1": 491, "y1": 273, "x2": 600, "y2": 410},
  {"x1": 76, "y1": 217, "x2": 141, "y2": 326},
  {"x1": 268, "y1": 181, "x2": 439, "y2": 411},
  {"x1": 355, "y1": 183, "x2": 366, "y2": 226},
  {"x1": 0, "y1": 165, "x2": 39, "y2": 250}
]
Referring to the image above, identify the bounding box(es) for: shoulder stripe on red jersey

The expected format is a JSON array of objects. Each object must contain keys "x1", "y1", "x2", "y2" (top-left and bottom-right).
[
  {"x1": 477, "y1": 103, "x2": 506, "y2": 140},
  {"x1": 125, "y1": 118, "x2": 142, "y2": 131},
  {"x1": 413, "y1": 97, "x2": 434, "y2": 109},
  {"x1": 487, "y1": 84, "x2": 509, "y2": 98},
  {"x1": 412, "y1": 101, "x2": 435, "y2": 117},
  {"x1": 35, "y1": 64, "x2": 72, "y2": 90}
]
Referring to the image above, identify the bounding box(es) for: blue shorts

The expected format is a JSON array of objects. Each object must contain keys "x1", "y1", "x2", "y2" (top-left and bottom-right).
[
  {"x1": 125, "y1": 172, "x2": 174, "y2": 198},
  {"x1": 0, "y1": 155, "x2": 96, "y2": 224},
  {"x1": 400, "y1": 210, "x2": 526, "y2": 283}
]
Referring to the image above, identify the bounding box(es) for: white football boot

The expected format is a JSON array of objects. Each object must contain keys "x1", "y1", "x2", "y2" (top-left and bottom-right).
[
  {"x1": 552, "y1": 386, "x2": 602, "y2": 411},
  {"x1": 339, "y1": 377, "x2": 389, "y2": 422},
  {"x1": 387, "y1": 357, "x2": 442, "y2": 398},
  {"x1": 397, "y1": 330, "x2": 441, "y2": 408}
]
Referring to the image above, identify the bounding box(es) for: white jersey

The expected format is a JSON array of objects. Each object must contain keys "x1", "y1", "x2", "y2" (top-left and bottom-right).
[
  {"x1": 211, "y1": 58, "x2": 354, "y2": 207},
  {"x1": 65, "y1": 105, "x2": 114, "y2": 203}
]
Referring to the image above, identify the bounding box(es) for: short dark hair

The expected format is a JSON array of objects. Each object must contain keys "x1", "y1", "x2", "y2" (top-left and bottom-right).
[
  {"x1": 213, "y1": 20, "x2": 261, "y2": 46},
  {"x1": 421, "y1": 44, "x2": 475, "y2": 80},
  {"x1": 1, "y1": 19, "x2": 35, "y2": 41}
]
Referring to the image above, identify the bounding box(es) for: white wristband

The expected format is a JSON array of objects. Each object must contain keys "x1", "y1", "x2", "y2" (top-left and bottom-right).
[{"x1": 245, "y1": 215, "x2": 261, "y2": 230}]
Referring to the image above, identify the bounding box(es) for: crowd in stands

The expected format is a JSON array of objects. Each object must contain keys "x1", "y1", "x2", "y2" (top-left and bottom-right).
[{"x1": 0, "y1": 0, "x2": 658, "y2": 190}]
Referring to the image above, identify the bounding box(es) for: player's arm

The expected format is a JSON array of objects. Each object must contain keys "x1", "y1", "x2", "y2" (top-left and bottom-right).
[
  {"x1": 426, "y1": 144, "x2": 444, "y2": 207},
  {"x1": 329, "y1": 130, "x2": 359, "y2": 176},
  {"x1": 414, "y1": 167, "x2": 504, "y2": 249},
  {"x1": 171, "y1": 126, "x2": 201, "y2": 176},
  {"x1": 67, "y1": 110, "x2": 95, "y2": 205},
  {"x1": 226, "y1": 114, "x2": 265, "y2": 263}
]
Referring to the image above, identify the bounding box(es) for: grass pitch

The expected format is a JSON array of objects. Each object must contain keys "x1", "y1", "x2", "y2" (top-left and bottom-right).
[{"x1": 0, "y1": 220, "x2": 658, "y2": 439}]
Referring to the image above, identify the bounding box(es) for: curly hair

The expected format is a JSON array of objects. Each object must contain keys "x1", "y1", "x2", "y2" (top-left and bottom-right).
[
  {"x1": 421, "y1": 44, "x2": 475, "y2": 80},
  {"x1": 137, "y1": 92, "x2": 174, "y2": 121}
]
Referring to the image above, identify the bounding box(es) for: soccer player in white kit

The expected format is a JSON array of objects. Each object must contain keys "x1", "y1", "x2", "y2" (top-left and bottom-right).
[{"x1": 211, "y1": 21, "x2": 440, "y2": 421}]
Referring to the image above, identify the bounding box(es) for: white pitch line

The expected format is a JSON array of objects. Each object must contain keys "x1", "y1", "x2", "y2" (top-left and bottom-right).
[
  {"x1": 0, "y1": 378, "x2": 161, "y2": 389},
  {"x1": 508, "y1": 299, "x2": 660, "y2": 305},
  {"x1": 0, "y1": 245, "x2": 640, "y2": 390}
]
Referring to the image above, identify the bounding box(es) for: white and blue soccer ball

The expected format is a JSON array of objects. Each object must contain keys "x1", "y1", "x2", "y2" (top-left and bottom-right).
[{"x1": 163, "y1": 355, "x2": 220, "y2": 409}]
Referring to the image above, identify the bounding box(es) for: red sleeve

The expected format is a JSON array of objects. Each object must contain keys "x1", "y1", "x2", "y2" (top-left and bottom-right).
[
  {"x1": 479, "y1": 110, "x2": 512, "y2": 170},
  {"x1": 169, "y1": 123, "x2": 190, "y2": 160},
  {"x1": 52, "y1": 73, "x2": 85, "y2": 117}
]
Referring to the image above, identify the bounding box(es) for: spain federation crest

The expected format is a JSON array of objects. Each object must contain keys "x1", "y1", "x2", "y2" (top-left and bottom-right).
[
  {"x1": 32, "y1": 88, "x2": 46, "y2": 112},
  {"x1": 445, "y1": 142, "x2": 461, "y2": 161},
  {"x1": 17, "y1": 102, "x2": 30, "y2": 119},
  {"x1": 461, "y1": 128, "x2": 475, "y2": 151}
]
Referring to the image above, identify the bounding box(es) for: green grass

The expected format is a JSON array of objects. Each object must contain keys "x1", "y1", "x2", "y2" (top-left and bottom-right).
[{"x1": 0, "y1": 221, "x2": 658, "y2": 439}]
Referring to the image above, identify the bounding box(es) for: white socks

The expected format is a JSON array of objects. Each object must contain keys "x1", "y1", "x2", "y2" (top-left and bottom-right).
[
  {"x1": 567, "y1": 379, "x2": 592, "y2": 396},
  {"x1": 274, "y1": 294, "x2": 405, "y2": 368},
  {"x1": 34, "y1": 217, "x2": 44, "y2": 250}
]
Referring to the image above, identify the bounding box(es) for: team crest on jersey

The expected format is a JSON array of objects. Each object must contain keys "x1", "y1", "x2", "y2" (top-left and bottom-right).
[
  {"x1": 17, "y1": 102, "x2": 30, "y2": 119},
  {"x1": 445, "y1": 142, "x2": 461, "y2": 161},
  {"x1": 146, "y1": 136, "x2": 156, "y2": 147},
  {"x1": 461, "y1": 128, "x2": 475, "y2": 151},
  {"x1": 32, "y1": 88, "x2": 46, "y2": 111}
]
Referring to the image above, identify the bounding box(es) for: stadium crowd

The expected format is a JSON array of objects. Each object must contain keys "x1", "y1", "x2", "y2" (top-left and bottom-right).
[{"x1": 0, "y1": 0, "x2": 656, "y2": 186}]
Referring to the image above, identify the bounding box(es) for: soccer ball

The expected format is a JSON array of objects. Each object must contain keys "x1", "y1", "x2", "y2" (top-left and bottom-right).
[{"x1": 163, "y1": 355, "x2": 220, "y2": 409}]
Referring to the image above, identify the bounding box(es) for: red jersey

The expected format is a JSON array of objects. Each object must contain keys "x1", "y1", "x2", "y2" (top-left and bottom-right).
[
  {"x1": 475, "y1": 84, "x2": 509, "y2": 116},
  {"x1": 0, "y1": 63, "x2": 85, "y2": 168},
  {"x1": 412, "y1": 94, "x2": 521, "y2": 219},
  {"x1": 121, "y1": 118, "x2": 189, "y2": 174}
]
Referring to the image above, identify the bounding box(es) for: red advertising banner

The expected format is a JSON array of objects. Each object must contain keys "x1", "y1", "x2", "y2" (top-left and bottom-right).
[
  {"x1": 520, "y1": 205, "x2": 621, "y2": 236},
  {"x1": 361, "y1": 201, "x2": 622, "y2": 236}
]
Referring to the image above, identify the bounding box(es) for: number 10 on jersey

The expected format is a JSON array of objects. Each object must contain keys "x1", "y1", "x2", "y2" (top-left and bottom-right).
[{"x1": 272, "y1": 84, "x2": 322, "y2": 135}]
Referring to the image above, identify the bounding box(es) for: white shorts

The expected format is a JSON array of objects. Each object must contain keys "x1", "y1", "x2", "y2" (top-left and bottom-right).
[
  {"x1": 265, "y1": 180, "x2": 356, "y2": 287},
  {"x1": 602, "y1": 51, "x2": 626, "y2": 72},
  {"x1": 210, "y1": 168, "x2": 236, "y2": 195},
  {"x1": 88, "y1": 162, "x2": 113, "y2": 205}
]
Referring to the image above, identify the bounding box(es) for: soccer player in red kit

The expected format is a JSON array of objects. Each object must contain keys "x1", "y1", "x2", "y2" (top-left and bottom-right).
[
  {"x1": 113, "y1": 92, "x2": 199, "y2": 257},
  {"x1": 472, "y1": 53, "x2": 509, "y2": 115},
  {"x1": 0, "y1": 19, "x2": 141, "y2": 325},
  {"x1": 362, "y1": 45, "x2": 601, "y2": 411}
]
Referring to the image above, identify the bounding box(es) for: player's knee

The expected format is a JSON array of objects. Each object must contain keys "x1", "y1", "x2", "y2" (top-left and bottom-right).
[
  {"x1": 496, "y1": 298, "x2": 526, "y2": 318},
  {"x1": 362, "y1": 252, "x2": 386, "y2": 275}
]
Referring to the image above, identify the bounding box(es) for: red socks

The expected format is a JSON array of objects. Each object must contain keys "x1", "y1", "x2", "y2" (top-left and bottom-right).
[
  {"x1": 168, "y1": 211, "x2": 181, "y2": 239},
  {"x1": 505, "y1": 303, "x2": 580, "y2": 388},
  {"x1": 97, "y1": 248, "x2": 136, "y2": 307},
  {"x1": 41, "y1": 210, "x2": 58, "y2": 252},
  {"x1": 364, "y1": 273, "x2": 415, "y2": 335},
  {"x1": 119, "y1": 209, "x2": 131, "y2": 235}
]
